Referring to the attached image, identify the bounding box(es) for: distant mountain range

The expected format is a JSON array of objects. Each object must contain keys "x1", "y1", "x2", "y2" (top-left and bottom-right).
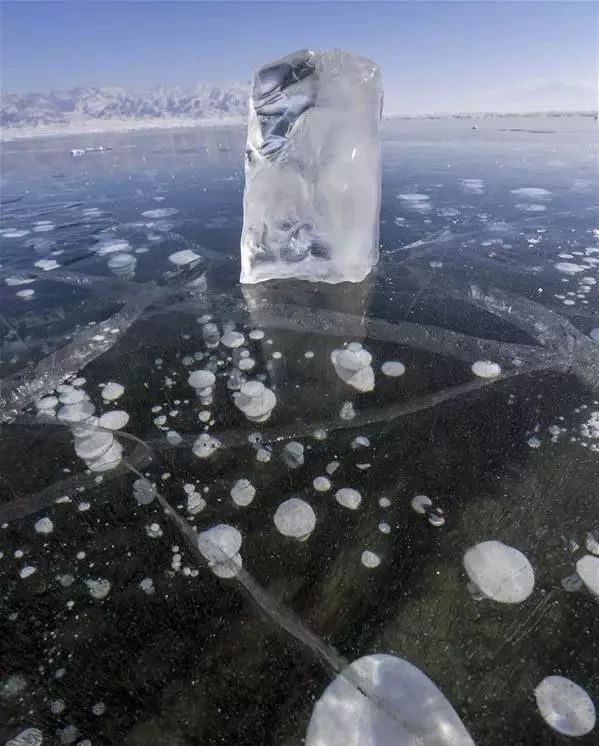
[
  {"x1": 1, "y1": 83, "x2": 595, "y2": 140},
  {"x1": 0, "y1": 84, "x2": 250, "y2": 138}
]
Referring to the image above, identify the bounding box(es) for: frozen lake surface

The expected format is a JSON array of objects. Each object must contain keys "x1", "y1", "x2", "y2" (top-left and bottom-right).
[{"x1": 1, "y1": 116, "x2": 598, "y2": 745}]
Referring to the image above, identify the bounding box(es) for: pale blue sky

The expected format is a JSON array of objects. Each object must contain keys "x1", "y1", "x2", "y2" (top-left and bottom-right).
[{"x1": 1, "y1": 1, "x2": 597, "y2": 113}]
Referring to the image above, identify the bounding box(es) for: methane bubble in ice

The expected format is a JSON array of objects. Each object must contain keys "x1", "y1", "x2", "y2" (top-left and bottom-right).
[
  {"x1": 34, "y1": 517, "x2": 53, "y2": 534},
  {"x1": 98, "y1": 410, "x2": 129, "y2": 430},
  {"x1": 361, "y1": 550, "x2": 381, "y2": 568},
  {"x1": 6, "y1": 729, "x2": 44, "y2": 746},
  {"x1": 331, "y1": 343, "x2": 374, "y2": 392},
  {"x1": 411, "y1": 495, "x2": 432, "y2": 514},
  {"x1": 133, "y1": 478, "x2": 156, "y2": 505},
  {"x1": 192, "y1": 433, "x2": 221, "y2": 459},
  {"x1": 471, "y1": 360, "x2": 502, "y2": 379},
  {"x1": 101, "y1": 382, "x2": 125, "y2": 401},
  {"x1": 221, "y1": 331, "x2": 245, "y2": 348},
  {"x1": 335, "y1": 488, "x2": 362, "y2": 510},
  {"x1": 234, "y1": 381, "x2": 277, "y2": 422},
  {"x1": 510, "y1": 187, "x2": 552, "y2": 199},
  {"x1": 274, "y1": 498, "x2": 316, "y2": 540},
  {"x1": 381, "y1": 361, "x2": 405, "y2": 377},
  {"x1": 313, "y1": 476, "x2": 331, "y2": 492},
  {"x1": 463, "y1": 540, "x2": 535, "y2": 603},
  {"x1": 231, "y1": 479, "x2": 256, "y2": 507},
  {"x1": 282, "y1": 441, "x2": 305, "y2": 469},
  {"x1": 197, "y1": 524, "x2": 242, "y2": 577},
  {"x1": 168, "y1": 249, "x2": 201, "y2": 266},
  {"x1": 534, "y1": 676, "x2": 596, "y2": 737},
  {"x1": 306, "y1": 654, "x2": 474, "y2": 746},
  {"x1": 85, "y1": 578, "x2": 111, "y2": 599},
  {"x1": 575, "y1": 555, "x2": 599, "y2": 597},
  {"x1": 590, "y1": 328, "x2": 599, "y2": 342},
  {"x1": 16, "y1": 288, "x2": 35, "y2": 299},
  {"x1": 240, "y1": 49, "x2": 382, "y2": 284},
  {"x1": 143, "y1": 207, "x2": 179, "y2": 218}
]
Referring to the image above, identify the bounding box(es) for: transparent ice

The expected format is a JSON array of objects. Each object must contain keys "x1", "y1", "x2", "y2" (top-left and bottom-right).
[{"x1": 240, "y1": 49, "x2": 382, "y2": 284}]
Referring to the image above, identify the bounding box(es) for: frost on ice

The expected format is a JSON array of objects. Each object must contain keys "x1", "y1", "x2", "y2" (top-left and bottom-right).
[{"x1": 240, "y1": 49, "x2": 382, "y2": 284}]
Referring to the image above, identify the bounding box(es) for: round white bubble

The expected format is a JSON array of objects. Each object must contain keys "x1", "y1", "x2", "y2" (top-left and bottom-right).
[
  {"x1": 274, "y1": 498, "x2": 316, "y2": 540},
  {"x1": 335, "y1": 488, "x2": 362, "y2": 510},
  {"x1": 535, "y1": 675, "x2": 596, "y2": 737},
  {"x1": 381, "y1": 361, "x2": 406, "y2": 377},
  {"x1": 471, "y1": 360, "x2": 501, "y2": 378},
  {"x1": 463, "y1": 540, "x2": 535, "y2": 603}
]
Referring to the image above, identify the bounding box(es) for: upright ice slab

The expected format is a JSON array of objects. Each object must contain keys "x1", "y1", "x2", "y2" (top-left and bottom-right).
[{"x1": 241, "y1": 49, "x2": 382, "y2": 284}]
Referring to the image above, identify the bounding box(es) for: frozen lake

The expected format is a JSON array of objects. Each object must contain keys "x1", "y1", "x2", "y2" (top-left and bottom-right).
[{"x1": 1, "y1": 116, "x2": 598, "y2": 745}]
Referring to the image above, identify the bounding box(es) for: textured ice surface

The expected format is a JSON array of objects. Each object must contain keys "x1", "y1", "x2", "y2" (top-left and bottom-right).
[{"x1": 241, "y1": 49, "x2": 382, "y2": 284}]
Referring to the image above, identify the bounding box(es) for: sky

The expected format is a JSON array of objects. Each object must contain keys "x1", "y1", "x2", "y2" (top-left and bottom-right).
[{"x1": 1, "y1": 1, "x2": 597, "y2": 114}]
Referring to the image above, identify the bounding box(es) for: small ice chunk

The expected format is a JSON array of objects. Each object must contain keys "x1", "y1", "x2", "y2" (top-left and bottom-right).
[
  {"x1": 361, "y1": 550, "x2": 381, "y2": 568},
  {"x1": 240, "y1": 49, "x2": 382, "y2": 285},
  {"x1": 335, "y1": 488, "x2": 362, "y2": 510},
  {"x1": 5, "y1": 729, "x2": 44, "y2": 746},
  {"x1": 535, "y1": 676, "x2": 595, "y2": 737},
  {"x1": 331, "y1": 344, "x2": 374, "y2": 392},
  {"x1": 281, "y1": 441, "x2": 305, "y2": 469},
  {"x1": 313, "y1": 476, "x2": 331, "y2": 492},
  {"x1": 168, "y1": 249, "x2": 201, "y2": 266},
  {"x1": 101, "y1": 382, "x2": 125, "y2": 401},
  {"x1": 34, "y1": 517, "x2": 53, "y2": 534},
  {"x1": 230, "y1": 479, "x2": 256, "y2": 507},
  {"x1": 192, "y1": 433, "x2": 221, "y2": 458},
  {"x1": 463, "y1": 540, "x2": 535, "y2": 603},
  {"x1": 274, "y1": 497, "x2": 316, "y2": 540},
  {"x1": 85, "y1": 578, "x2": 111, "y2": 599},
  {"x1": 98, "y1": 410, "x2": 129, "y2": 430},
  {"x1": 381, "y1": 361, "x2": 405, "y2": 377},
  {"x1": 471, "y1": 360, "x2": 501, "y2": 378}
]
